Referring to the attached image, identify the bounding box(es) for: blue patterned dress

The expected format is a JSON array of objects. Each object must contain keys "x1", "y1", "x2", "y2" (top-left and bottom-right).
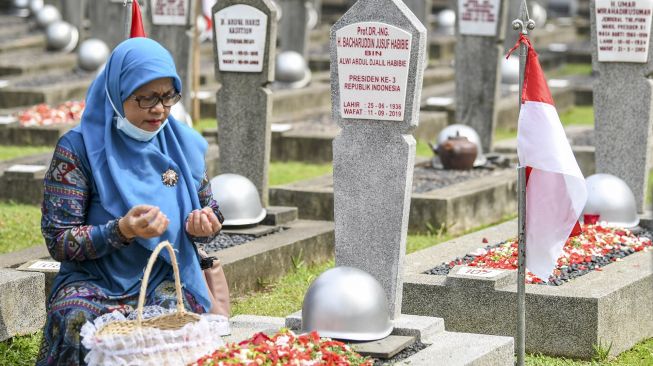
[{"x1": 36, "y1": 130, "x2": 221, "y2": 366}]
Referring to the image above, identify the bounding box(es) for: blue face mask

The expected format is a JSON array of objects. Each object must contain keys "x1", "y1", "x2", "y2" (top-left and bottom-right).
[{"x1": 106, "y1": 85, "x2": 168, "y2": 142}]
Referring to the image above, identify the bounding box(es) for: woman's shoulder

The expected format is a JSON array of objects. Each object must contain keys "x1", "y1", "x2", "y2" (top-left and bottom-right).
[{"x1": 54, "y1": 127, "x2": 89, "y2": 167}]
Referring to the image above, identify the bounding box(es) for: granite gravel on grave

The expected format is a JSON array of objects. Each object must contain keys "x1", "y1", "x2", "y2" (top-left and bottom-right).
[
  {"x1": 412, "y1": 165, "x2": 511, "y2": 193},
  {"x1": 197, "y1": 227, "x2": 284, "y2": 252}
]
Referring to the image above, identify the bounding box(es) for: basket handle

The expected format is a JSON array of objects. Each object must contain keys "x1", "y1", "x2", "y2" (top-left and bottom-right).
[{"x1": 136, "y1": 241, "x2": 186, "y2": 325}]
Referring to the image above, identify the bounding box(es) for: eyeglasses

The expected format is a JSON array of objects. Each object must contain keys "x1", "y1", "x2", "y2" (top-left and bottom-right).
[{"x1": 131, "y1": 93, "x2": 182, "y2": 109}]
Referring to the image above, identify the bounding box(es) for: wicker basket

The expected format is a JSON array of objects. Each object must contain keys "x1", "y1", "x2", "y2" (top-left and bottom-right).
[{"x1": 81, "y1": 241, "x2": 224, "y2": 366}]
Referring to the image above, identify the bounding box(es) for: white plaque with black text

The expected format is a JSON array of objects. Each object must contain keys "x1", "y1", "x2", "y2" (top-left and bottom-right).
[
  {"x1": 150, "y1": 0, "x2": 189, "y2": 25},
  {"x1": 215, "y1": 4, "x2": 268, "y2": 73},
  {"x1": 596, "y1": 0, "x2": 653, "y2": 62},
  {"x1": 336, "y1": 22, "x2": 412, "y2": 121},
  {"x1": 458, "y1": 0, "x2": 501, "y2": 36}
]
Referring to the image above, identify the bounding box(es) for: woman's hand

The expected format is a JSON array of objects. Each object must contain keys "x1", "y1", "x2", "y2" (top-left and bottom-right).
[
  {"x1": 186, "y1": 207, "x2": 222, "y2": 237},
  {"x1": 119, "y1": 205, "x2": 169, "y2": 240}
]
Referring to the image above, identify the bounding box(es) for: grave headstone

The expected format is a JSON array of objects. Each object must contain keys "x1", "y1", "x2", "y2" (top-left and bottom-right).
[
  {"x1": 331, "y1": 0, "x2": 427, "y2": 318},
  {"x1": 455, "y1": 0, "x2": 508, "y2": 153},
  {"x1": 212, "y1": 0, "x2": 277, "y2": 206},
  {"x1": 146, "y1": 0, "x2": 195, "y2": 111},
  {"x1": 591, "y1": 0, "x2": 653, "y2": 212},
  {"x1": 88, "y1": 0, "x2": 133, "y2": 49},
  {"x1": 61, "y1": 0, "x2": 87, "y2": 40},
  {"x1": 278, "y1": 0, "x2": 309, "y2": 57}
]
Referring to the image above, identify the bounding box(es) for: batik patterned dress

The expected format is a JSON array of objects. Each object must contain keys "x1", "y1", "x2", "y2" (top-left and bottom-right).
[{"x1": 36, "y1": 130, "x2": 221, "y2": 366}]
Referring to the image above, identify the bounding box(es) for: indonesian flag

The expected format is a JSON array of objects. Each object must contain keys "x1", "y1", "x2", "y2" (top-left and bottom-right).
[
  {"x1": 511, "y1": 35, "x2": 587, "y2": 281},
  {"x1": 130, "y1": 0, "x2": 146, "y2": 38}
]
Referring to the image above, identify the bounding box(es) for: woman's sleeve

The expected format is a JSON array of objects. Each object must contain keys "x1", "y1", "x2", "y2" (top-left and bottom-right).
[
  {"x1": 189, "y1": 172, "x2": 224, "y2": 244},
  {"x1": 41, "y1": 137, "x2": 130, "y2": 262}
]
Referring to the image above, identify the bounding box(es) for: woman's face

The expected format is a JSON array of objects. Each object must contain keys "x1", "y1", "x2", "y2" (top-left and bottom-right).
[{"x1": 123, "y1": 77, "x2": 175, "y2": 132}]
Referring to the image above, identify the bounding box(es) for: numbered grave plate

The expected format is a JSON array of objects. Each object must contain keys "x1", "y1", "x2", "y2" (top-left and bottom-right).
[
  {"x1": 215, "y1": 4, "x2": 268, "y2": 73},
  {"x1": 336, "y1": 22, "x2": 412, "y2": 121},
  {"x1": 27, "y1": 260, "x2": 61, "y2": 271},
  {"x1": 596, "y1": 0, "x2": 653, "y2": 63},
  {"x1": 456, "y1": 266, "x2": 505, "y2": 278},
  {"x1": 458, "y1": 0, "x2": 501, "y2": 36}
]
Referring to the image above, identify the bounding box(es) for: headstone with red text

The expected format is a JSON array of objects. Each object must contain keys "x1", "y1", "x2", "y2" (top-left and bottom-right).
[
  {"x1": 591, "y1": 0, "x2": 653, "y2": 212},
  {"x1": 331, "y1": 0, "x2": 426, "y2": 319},
  {"x1": 212, "y1": 0, "x2": 277, "y2": 206},
  {"x1": 146, "y1": 0, "x2": 195, "y2": 112},
  {"x1": 455, "y1": 0, "x2": 508, "y2": 153}
]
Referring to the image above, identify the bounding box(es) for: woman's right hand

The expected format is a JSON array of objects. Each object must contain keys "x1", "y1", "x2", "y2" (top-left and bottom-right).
[{"x1": 119, "y1": 205, "x2": 169, "y2": 240}]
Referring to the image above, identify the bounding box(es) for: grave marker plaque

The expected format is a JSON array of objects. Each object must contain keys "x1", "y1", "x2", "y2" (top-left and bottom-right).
[
  {"x1": 336, "y1": 22, "x2": 412, "y2": 121},
  {"x1": 595, "y1": 0, "x2": 653, "y2": 62},
  {"x1": 215, "y1": 4, "x2": 268, "y2": 72},
  {"x1": 151, "y1": 0, "x2": 190, "y2": 25},
  {"x1": 458, "y1": 0, "x2": 501, "y2": 36},
  {"x1": 454, "y1": 0, "x2": 507, "y2": 152},
  {"x1": 591, "y1": 0, "x2": 653, "y2": 212},
  {"x1": 213, "y1": 0, "x2": 277, "y2": 206},
  {"x1": 331, "y1": 0, "x2": 426, "y2": 319}
]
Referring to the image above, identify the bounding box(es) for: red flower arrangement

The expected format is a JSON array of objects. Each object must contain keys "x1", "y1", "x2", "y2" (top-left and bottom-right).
[
  {"x1": 193, "y1": 328, "x2": 373, "y2": 366},
  {"x1": 17, "y1": 101, "x2": 85, "y2": 127},
  {"x1": 453, "y1": 224, "x2": 651, "y2": 284}
]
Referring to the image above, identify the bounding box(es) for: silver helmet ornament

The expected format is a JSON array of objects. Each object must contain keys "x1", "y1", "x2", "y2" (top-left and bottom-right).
[
  {"x1": 77, "y1": 38, "x2": 110, "y2": 72},
  {"x1": 210, "y1": 174, "x2": 266, "y2": 226},
  {"x1": 437, "y1": 9, "x2": 456, "y2": 35},
  {"x1": 581, "y1": 174, "x2": 639, "y2": 228},
  {"x1": 274, "y1": 51, "x2": 312, "y2": 89},
  {"x1": 35, "y1": 4, "x2": 61, "y2": 28},
  {"x1": 530, "y1": 1, "x2": 547, "y2": 27},
  {"x1": 28, "y1": 0, "x2": 43, "y2": 15},
  {"x1": 301, "y1": 266, "x2": 393, "y2": 341},
  {"x1": 170, "y1": 102, "x2": 193, "y2": 128},
  {"x1": 436, "y1": 124, "x2": 487, "y2": 166},
  {"x1": 501, "y1": 55, "x2": 520, "y2": 85},
  {"x1": 45, "y1": 21, "x2": 79, "y2": 52}
]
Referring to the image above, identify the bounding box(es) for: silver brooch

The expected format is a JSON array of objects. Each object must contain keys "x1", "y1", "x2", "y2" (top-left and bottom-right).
[{"x1": 162, "y1": 169, "x2": 178, "y2": 187}]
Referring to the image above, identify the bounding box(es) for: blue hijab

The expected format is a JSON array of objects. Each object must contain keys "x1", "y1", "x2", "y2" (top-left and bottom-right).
[{"x1": 79, "y1": 38, "x2": 211, "y2": 311}]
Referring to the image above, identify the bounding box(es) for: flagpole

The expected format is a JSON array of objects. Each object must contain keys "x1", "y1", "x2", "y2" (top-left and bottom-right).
[
  {"x1": 191, "y1": 0, "x2": 202, "y2": 124},
  {"x1": 512, "y1": 1, "x2": 534, "y2": 365},
  {"x1": 124, "y1": 0, "x2": 134, "y2": 39}
]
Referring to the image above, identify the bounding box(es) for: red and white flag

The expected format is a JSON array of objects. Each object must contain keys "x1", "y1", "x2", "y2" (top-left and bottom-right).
[
  {"x1": 130, "y1": 0, "x2": 146, "y2": 38},
  {"x1": 511, "y1": 35, "x2": 587, "y2": 281}
]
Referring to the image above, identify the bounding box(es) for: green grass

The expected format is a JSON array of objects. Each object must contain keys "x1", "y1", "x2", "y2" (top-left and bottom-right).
[
  {"x1": 647, "y1": 169, "x2": 653, "y2": 205},
  {"x1": 0, "y1": 202, "x2": 43, "y2": 254},
  {"x1": 545, "y1": 63, "x2": 593, "y2": 79},
  {"x1": 559, "y1": 106, "x2": 594, "y2": 127},
  {"x1": 0, "y1": 332, "x2": 42, "y2": 366},
  {"x1": 494, "y1": 127, "x2": 518, "y2": 141},
  {"x1": 525, "y1": 338, "x2": 653, "y2": 365},
  {"x1": 193, "y1": 118, "x2": 218, "y2": 133},
  {"x1": 269, "y1": 161, "x2": 333, "y2": 186},
  {"x1": 0, "y1": 145, "x2": 52, "y2": 161},
  {"x1": 416, "y1": 139, "x2": 433, "y2": 158}
]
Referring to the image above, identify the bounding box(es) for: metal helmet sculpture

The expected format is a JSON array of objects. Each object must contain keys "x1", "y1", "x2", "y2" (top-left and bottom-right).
[
  {"x1": 35, "y1": 4, "x2": 61, "y2": 28},
  {"x1": 77, "y1": 38, "x2": 110, "y2": 71},
  {"x1": 581, "y1": 174, "x2": 639, "y2": 228},
  {"x1": 274, "y1": 51, "x2": 311, "y2": 89},
  {"x1": 501, "y1": 55, "x2": 520, "y2": 85},
  {"x1": 210, "y1": 174, "x2": 266, "y2": 226},
  {"x1": 302, "y1": 267, "x2": 393, "y2": 341},
  {"x1": 45, "y1": 21, "x2": 79, "y2": 52}
]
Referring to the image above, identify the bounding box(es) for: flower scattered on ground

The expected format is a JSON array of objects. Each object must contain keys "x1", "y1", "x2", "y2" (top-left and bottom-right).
[
  {"x1": 193, "y1": 328, "x2": 373, "y2": 366},
  {"x1": 17, "y1": 101, "x2": 84, "y2": 127}
]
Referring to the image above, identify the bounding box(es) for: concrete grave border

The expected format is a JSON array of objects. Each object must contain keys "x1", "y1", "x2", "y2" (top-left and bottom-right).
[{"x1": 402, "y1": 219, "x2": 653, "y2": 359}]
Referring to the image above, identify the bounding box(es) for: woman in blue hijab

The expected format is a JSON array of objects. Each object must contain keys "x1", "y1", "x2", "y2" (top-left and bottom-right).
[{"x1": 37, "y1": 38, "x2": 223, "y2": 366}]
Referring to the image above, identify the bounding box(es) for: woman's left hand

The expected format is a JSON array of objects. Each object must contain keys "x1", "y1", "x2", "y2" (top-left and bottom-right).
[{"x1": 186, "y1": 207, "x2": 222, "y2": 237}]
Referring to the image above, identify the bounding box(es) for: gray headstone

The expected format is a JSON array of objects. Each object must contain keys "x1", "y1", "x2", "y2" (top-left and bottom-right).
[
  {"x1": 146, "y1": 0, "x2": 195, "y2": 111},
  {"x1": 61, "y1": 0, "x2": 87, "y2": 40},
  {"x1": 212, "y1": 0, "x2": 278, "y2": 206},
  {"x1": 455, "y1": 0, "x2": 508, "y2": 153},
  {"x1": 331, "y1": 0, "x2": 427, "y2": 319},
  {"x1": 590, "y1": 0, "x2": 653, "y2": 212},
  {"x1": 88, "y1": 0, "x2": 132, "y2": 49},
  {"x1": 278, "y1": 0, "x2": 309, "y2": 57}
]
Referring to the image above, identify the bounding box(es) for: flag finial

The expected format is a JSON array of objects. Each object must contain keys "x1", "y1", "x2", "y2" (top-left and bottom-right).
[{"x1": 512, "y1": 0, "x2": 535, "y2": 35}]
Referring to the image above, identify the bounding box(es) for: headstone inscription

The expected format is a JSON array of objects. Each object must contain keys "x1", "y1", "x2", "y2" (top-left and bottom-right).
[
  {"x1": 331, "y1": 0, "x2": 427, "y2": 319},
  {"x1": 591, "y1": 0, "x2": 653, "y2": 212},
  {"x1": 278, "y1": 0, "x2": 309, "y2": 57},
  {"x1": 146, "y1": 0, "x2": 195, "y2": 111},
  {"x1": 212, "y1": 0, "x2": 277, "y2": 206},
  {"x1": 455, "y1": 0, "x2": 507, "y2": 153}
]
